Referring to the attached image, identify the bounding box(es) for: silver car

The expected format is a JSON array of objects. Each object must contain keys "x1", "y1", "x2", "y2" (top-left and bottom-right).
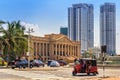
[{"x1": 50, "y1": 60, "x2": 60, "y2": 67}]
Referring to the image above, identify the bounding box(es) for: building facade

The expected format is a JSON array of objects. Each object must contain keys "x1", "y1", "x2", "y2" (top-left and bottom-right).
[
  {"x1": 30, "y1": 34, "x2": 80, "y2": 62},
  {"x1": 100, "y1": 3, "x2": 116, "y2": 55},
  {"x1": 68, "y1": 3, "x2": 94, "y2": 53},
  {"x1": 60, "y1": 27, "x2": 68, "y2": 36}
]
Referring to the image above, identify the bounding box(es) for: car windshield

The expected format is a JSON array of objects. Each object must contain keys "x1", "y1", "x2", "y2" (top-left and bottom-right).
[
  {"x1": 38, "y1": 60, "x2": 43, "y2": 63},
  {"x1": 21, "y1": 60, "x2": 27, "y2": 63},
  {"x1": 34, "y1": 60, "x2": 43, "y2": 64},
  {"x1": 50, "y1": 60, "x2": 60, "y2": 66}
]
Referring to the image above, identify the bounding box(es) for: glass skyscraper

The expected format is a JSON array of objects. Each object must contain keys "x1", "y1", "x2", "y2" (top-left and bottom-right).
[
  {"x1": 100, "y1": 3, "x2": 116, "y2": 55},
  {"x1": 68, "y1": 3, "x2": 94, "y2": 53}
]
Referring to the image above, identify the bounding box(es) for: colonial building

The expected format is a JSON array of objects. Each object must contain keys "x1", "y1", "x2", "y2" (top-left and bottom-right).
[{"x1": 30, "y1": 34, "x2": 80, "y2": 62}]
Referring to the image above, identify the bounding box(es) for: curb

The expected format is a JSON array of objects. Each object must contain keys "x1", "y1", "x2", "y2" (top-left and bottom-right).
[{"x1": 0, "y1": 66, "x2": 10, "y2": 69}]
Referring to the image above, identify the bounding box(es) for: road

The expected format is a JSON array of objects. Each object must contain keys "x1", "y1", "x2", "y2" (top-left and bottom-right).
[{"x1": 0, "y1": 67, "x2": 120, "y2": 80}]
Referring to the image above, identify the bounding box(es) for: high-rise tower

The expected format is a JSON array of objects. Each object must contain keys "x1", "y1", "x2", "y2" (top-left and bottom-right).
[
  {"x1": 60, "y1": 27, "x2": 68, "y2": 36},
  {"x1": 100, "y1": 3, "x2": 116, "y2": 55},
  {"x1": 68, "y1": 3, "x2": 94, "y2": 53}
]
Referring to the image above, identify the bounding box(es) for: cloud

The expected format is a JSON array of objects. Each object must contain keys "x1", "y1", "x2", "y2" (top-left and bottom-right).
[{"x1": 20, "y1": 21, "x2": 43, "y2": 37}]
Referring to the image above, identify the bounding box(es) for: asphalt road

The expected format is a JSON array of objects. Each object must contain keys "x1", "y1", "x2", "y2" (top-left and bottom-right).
[{"x1": 0, "y1": 67, "x2": 120, "y2": 80}]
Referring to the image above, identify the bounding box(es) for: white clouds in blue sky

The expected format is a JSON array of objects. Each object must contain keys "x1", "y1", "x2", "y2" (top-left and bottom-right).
[{"x1": 21, "y1": 22, "x2": 41, "y2": 37}]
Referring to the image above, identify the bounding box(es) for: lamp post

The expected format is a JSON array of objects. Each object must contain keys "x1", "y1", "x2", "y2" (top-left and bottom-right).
[{"x1": 26, "y1": 28, "x2": 34, "y2": 68}]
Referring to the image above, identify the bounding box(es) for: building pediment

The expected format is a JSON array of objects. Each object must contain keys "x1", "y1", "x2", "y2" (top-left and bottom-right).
[{"x1": 56, "y1": 36, "x2": 73, "y2": 44}]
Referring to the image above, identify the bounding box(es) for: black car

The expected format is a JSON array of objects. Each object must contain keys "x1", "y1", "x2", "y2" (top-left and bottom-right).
[
  {"x1": 58, "y1": 60, "x2": 67, "y2": 66},
  {"x1": 12, "y1": 59, "x2": 33, "y2": 69}
]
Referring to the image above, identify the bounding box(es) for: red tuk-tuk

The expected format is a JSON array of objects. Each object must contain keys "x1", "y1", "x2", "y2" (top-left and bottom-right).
[{"x1": 72, "y1": 58, "x2": 98, "y2": 76}]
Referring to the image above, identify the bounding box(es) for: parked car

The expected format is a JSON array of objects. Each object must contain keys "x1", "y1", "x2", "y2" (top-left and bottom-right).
[
  {"x1": 32, "y1": 60, "x2": 44, "y2": 67},
  {"x1": 12, "y1": 59, "x2": 33, "y2": 69},
  {"x1": 49, "y1": 60, "x2": 60, "y2": 67},
  {"x1": 58, "y1": 60, "x2": 67, "y2": 66},
  {"x1": 0, "y1": 57, "x2": 8, "y2": 66},
  {"x1": 47, "y1": 60, "x2": 53, "y2": 66}
]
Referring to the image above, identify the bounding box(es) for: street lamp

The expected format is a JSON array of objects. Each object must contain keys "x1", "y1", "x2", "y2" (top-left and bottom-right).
[{"x1": 26, "y1": 28, "x2": 34, "y2": 68}]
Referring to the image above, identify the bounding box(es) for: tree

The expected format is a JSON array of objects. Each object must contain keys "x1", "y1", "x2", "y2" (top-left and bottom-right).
[
  {"x1": 0, "y1": 20, "x2": 6, "y2": 55},
  {"x1": 0, "y1": 20, "x2": 27, "y2": 61},
  {"x1": 82, "y1": 51, "x2": 96, "y2": 59}
]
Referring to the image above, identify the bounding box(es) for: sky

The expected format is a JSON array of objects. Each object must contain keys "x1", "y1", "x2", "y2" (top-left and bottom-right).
[{"x1": 0, "y1": 0, "x2": 120, "y2": 54}]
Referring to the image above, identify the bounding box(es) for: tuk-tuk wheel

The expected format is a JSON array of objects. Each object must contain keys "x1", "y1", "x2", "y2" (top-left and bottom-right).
[
  {"x1": 87, "y1": 73, "x2": 90, "y2": 75},
  {"x1": 93, "y1": 72, "x2": 96, "y2": 76},
  {"x1": 72, "y1": 71, "x2": 76, "y2": 76}
]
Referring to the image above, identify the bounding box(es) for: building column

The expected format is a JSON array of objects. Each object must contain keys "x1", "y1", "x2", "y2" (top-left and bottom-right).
[
  {"x1": 45, "y1": 43, "x2": 47, "y2": 57},
  {"x1": 69, "y1": 45, "x2": 73, "y2": 55},
  {"x1": 77, "y1": 45, "x2": 80, "y2": 58},
  {"x1": 42, "y1": 43, "x2": 44, "y2": 60},
  {"x1": 55, "y1": 44, "x2": 57, "y2": 55},
  {"x1": 74, "y1": 45, "x2": 77, "y2": 56},
  {"x1": 62, "y1": 44, "x2": 63, "y2": 56},
  {"x1": 39, "y1": 43, "x2": 41, "y2": 56},
  {"x1": 75, "y1": 46, "x2": 77, "y2": 56},
  {"x1": 64, "y1": 44, "x2": 66, "y2": 56},
  {"x1": 72, "y1": 46, "x2": 74, "y2": 56},
  {"x1": 37, "y1": 43, "x2": 39, "y2": 58},
  {"x1": 35, "y1": 42, "x2": 37, "y2": 58},
  {"x1": 58, "y1": 44, "x2": 60, "y2": 56},
  {"x1": 49, "y1": 43, "x2": 54, "y2": 60},
  {"x1": 68, "y1": 45, "x2": 70, "y2": 56}
]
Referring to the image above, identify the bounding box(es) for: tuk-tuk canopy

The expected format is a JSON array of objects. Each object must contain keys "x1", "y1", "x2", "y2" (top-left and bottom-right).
[{"x1": 79, "y1": 58, "x2": 97, "y2": 66}]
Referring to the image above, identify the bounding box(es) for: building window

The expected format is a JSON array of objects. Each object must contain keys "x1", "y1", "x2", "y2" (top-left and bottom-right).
[
  {"x1": 47, "y1": 52, "x2": 49, "y2": 56},
  {"x1": 44, "y1": 44, "x2": 46, "y2": 56},
  {"x1": 57, "y1": 52, "x2": 59, "y2": 55},
  {"x1": 54, "y1": 44, "x2": 56, "y2": 48},
  {"x1": 54, "y1": 51, "x2": 56, "y2": 55},
  {"x1": 34, "y1": 42, "x2": 36, "y2": 56},
  {"x1": 60, "y1": 44, "x2": 62, "y2": 48},
  {"x1": 60, "y1": 51, "x2": 62, "y2": 56},
  {"x1": 47, "y1": 44, "x2": 49, "y2": 56}
]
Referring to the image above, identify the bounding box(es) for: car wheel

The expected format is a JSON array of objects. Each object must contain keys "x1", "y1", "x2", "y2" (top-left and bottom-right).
[
  {"x1": 23, "y1": 66, "x2": 26, "y2": 69},
  {"x1": 30, "y1": 65, "x2": 33, "y2": 68},
  {"x1": 12, "y1": 67, "x2": 15, "y2": 69},
  {"x1": 19, "y1": 65, "x2": 22, "y2": 69},
  {"x1": 87, "y1": 73, "x2": 90, "y2": 75},
  {"x1": 93, "y1": 72, "x2": 96, "y2": 76}
]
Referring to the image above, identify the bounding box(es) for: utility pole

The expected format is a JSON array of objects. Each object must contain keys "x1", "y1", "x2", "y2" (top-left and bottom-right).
[
  {"x1": 101, "y1": 45, "x2": 107, "y2": 77},
  {"x1": 26, "y1": 28, "x2": 34, "y2": 68},
  {"x1": 102, "y1": 52, "x2": 105, "y2": 77}
]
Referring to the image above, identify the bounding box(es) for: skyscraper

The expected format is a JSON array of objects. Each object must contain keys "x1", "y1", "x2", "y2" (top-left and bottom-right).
[
  {"x1": 100, "y1": 3, "x2": 116, "y2": 55},
  {"x1": 60, "y1": 27, "x2": 68, "y2": 36},
  {"x1": 68, "y1": 3, "x2": 94, "y2": 53}
]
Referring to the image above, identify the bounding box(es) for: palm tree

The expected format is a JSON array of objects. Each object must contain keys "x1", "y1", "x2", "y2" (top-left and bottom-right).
[
  {"x1": 0, "y1": 20, "x2": 28, "y2": 61},
  {"x1": 0, "y1": 20, "x2": 5, "y2": 25},
  {"x1": 0, "y1": 20, "x2": 6, "y2": 55}
]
